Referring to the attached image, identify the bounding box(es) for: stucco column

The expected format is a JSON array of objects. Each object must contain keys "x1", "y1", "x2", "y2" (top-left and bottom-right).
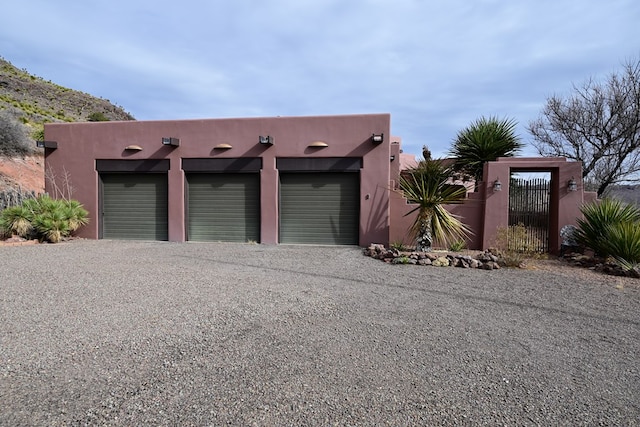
[
  {"x1": 481, "y1": 162, "x2": 511, "y2": 249},
  {"x1": 260, "y1": 159, "x2": 279, "y2": 244},
  {"x1": 167, "y1": 164, "x2": 185, "y2": 242}
]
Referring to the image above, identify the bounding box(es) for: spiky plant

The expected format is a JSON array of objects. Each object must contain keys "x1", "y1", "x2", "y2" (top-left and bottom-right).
[
  {"x1": 62, "y1": 199, "x2": 89, "y2": 232},
  {"x1": 0, "y1": 205, "x2": 33, "y2": 237},
  {"x1": 32, "y1": 206, "x2": 70, "y2": 243},
  {"x1": 450, "y1": 116, "x2": 523, "y2": 189},
  {"x1": 0, "y1": 194, "x2": 89, "y2": 242},
  {"x1": 397, "y1": 159, "x2": 471, "y2": 252},
  {"x1": 574, "y1": 198, "x2": 640, "y2": 258},
  {"x1": 603, "y1": 221, "x2": 640, "y2": 274}
]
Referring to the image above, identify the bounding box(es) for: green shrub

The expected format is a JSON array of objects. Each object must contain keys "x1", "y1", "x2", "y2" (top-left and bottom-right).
[
  {"x1": 0, "y1": 195, "x2": 89, "y2": 243},
  {"x1": 575, "y1": 199, "x2": 640, "y2": 258},
  {"x1": 390, "y1": 241, "x2": 409, "y2": 251},
  {"x1": 31, "y1": 124, "x2": 44, "y2": 142},
  {"x1": 603, "y1": 221, "x2": 640, "y2": 272},
  {"x1": 0, "y1": 205, "x2": 33, "y2": 237},
  {"x1": 448, "y1": 240, "x2": 467, "y2": 252},
  {"x1": 87, "y1": 111, "x2": 109, "y2": 122}
]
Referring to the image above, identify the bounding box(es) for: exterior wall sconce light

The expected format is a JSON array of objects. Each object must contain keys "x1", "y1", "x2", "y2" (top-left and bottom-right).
[
  {"x1": 36, "y1": 140, "x2": 58, "y2": 149},
  {"x1": 371, "y1": 133, "x2": 384, "y2": 144},
  {"x1": 308, "y1": 141, "x2": 328, "y2": 148},
  {"x1": 390, "y1": 155, "x2": 396, "y2": 161},
  {"x1": 259, "y1": 135, "x2": 274, "y2": 145},
  {"x1": 162, "y1": 137, "x2": 180, "y2": 147},
  {"x1": 493, "y1": 178, "x2": 502, "y2": 192},
  {"x1": 568, "y1": 176, "x2": 578, "y2": 192},
  {"x1": 214, "y1": 143, "x2": 233, "y2": 149},
  {"x1": 124, "y1": 144, "x2": 143, "y2": 151}
]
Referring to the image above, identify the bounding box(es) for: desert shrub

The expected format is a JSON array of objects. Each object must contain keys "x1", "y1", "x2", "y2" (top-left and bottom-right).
[
  {"x1": 448, "y1": 240, "x2": 467, "y2": 252},
  {"x1": 604, "y1": 221, "x2": 640, "y2": 273},
  {"x1": 492, "y1": 224, "x2": 543, "y2": 267},
  {"x1": 87, "y1": 111, "x2": 109, "y2": 122},
  {"x1": 0, "y1": 205, "x2": 33, "y2": 237},
  {"x1": 390, "y1": 241, "x2": 409, "y2": 251},
  {"x1": 0, "y1": 110, "x2": 33, "y2": 156},
  {"x1": 31, "y1": 124, "x2": 44, "y2": 142},
  {"x1": 574, "y1": 199, "x2": 640, "y2": 258},
  {"x1": 0, "y1": 195, "x2": 89, "y2": 242}
]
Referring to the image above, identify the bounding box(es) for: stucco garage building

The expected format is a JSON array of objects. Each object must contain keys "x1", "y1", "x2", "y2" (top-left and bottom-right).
[
  {"x1": 44, "y1": 113, "x2": 593, "y2": 252},
  {"x1": 43, "y1": 114, "x2": 397, "y2": 245}
]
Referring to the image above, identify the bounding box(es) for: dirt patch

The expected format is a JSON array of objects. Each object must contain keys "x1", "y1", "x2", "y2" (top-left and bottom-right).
[{"x1": 0, "y1": 155, "x2": 45, "y2": 193}]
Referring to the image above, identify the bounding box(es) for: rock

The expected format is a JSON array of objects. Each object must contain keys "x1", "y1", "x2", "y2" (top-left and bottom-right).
[
  {"x1": 417, "y1": 258, "x2": 432, "y2": 266},
  {"x1": 482, "y1": 261, "x2": 500, "y2": 270},
  {"x1": 432, "y1": 256, "x2": 450, "y2": 267}
]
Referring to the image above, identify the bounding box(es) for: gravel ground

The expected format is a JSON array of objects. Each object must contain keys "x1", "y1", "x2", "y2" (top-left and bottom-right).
[{"x1": 0, "y1": 240, "x2": 638, "y2": 426}]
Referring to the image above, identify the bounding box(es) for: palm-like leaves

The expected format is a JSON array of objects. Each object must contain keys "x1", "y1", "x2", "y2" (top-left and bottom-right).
[
  {"x1": 0, "y1": 194, "x2": 89, "y2": 242},
  {"x1": 397, "y1": 159, "x2": 471, "y2": 251},
  {"x1": 575, "y1": 198, "x2": 640, "y2": 258},
  {"x1": 450, "y1": 116, "x2": 523, "y2": 187}
]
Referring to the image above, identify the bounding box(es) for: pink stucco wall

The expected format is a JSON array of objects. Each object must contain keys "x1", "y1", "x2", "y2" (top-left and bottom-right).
[
  {"x1": 389, "y1": 156, "x2": 591, "y2": 253},
  {"x1": 44, "y1": 114, "x2": 392, "y2": 245},
  {"x1": 482, "y1": 157, "x2": 586, "y2": 253}
]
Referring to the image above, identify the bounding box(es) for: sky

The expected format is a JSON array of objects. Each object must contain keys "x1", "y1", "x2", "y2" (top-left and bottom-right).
[{"x1": 1, "y1": 0, "x2": 639, "y2": 159}]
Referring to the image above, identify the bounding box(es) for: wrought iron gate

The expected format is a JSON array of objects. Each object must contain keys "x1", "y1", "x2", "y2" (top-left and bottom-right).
[{"x1": 508, "y1": 177, "x2": 550, "y2": 252}]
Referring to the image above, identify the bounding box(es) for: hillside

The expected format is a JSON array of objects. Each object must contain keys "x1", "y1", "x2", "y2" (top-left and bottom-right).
[
  {"x1": 0, "y1": 57, "x2": 134, "y2": 127},
  {"x1": 0, "y1": 57, "x2": 135, "y2": 193}
]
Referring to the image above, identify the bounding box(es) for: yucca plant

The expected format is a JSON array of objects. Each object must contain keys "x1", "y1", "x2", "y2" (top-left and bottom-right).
[
  {"x1": 33, "y1": 208, "x2": 70, "y2": 243},
  {"x1": 449, "y1": 116, "x2": 524, "y2": 190},
  {"x1": 604, "y1": 221, "x2": 640, "y2": 275},
  {"x1": 0, "y1": 205, "x2": 33, "y2": 237},
  {"x1": 62, "y1": 199, "x2": 89, "y2": 232},
  {"x1": 397, "y1": 159, "x2": 471, "y2": 252},
  {"x1": 0, "y1": 194, "x2": 89, "y2": 243},
  {"x1": 574, "y1": 198, "x2": 640, "y2": 258}
]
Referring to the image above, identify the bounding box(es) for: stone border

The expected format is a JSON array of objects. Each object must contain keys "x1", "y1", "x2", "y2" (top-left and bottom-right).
[
  {"x1": 363, "y1": 244, "x2": 502, "y2": 270},
  {"x1": 0, "y1": 236, "x2": 39, "y2": 246}
]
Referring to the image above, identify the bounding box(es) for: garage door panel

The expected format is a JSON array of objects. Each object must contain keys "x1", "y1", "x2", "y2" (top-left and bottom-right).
[
  {"x1": 101, "y1": 174, "x2": 168, "y2": 240},
  {"x1": 279, "y1": 173, "x2": 359, "y2": 245},
  {"x1": 187, "y1": 174, "x2": 260, "y2": 242}
]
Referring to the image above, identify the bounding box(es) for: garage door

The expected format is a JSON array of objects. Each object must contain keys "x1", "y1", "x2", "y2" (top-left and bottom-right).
[
  {"x1": 101, "y1": 173, "x2": 168, "y2": 240},
  {"x1": 187, "y1": 173, "x2": 260, "y2": 242},
  {"x1": 279, "y1": 173, "x2": 359, "y2": 245}
]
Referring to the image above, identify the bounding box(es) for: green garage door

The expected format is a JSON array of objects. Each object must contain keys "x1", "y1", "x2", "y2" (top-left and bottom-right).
[
  {"x1": 187, "y1": 173, "x2": 260, "y2": 242},
  {"x1": 279, "y1": 173, "x2": 359, "y2": 245},
  {"x1": 101, "y1": 173, "x2": 168, "y2": 240}
]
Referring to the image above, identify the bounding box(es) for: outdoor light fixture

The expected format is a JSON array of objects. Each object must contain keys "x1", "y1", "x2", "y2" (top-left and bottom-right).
[
  {"x1": 493, "y1": 178, "x2": 502, "y2": 192},
  {"x1": 371, "y1": 133, "x2": 384, "y2": 144},
  {"x1": 259, "y1": 135, "x2": 274, "y2": 145},
  {"x1": 308, "y1": 141, "x2": 328, "y2": 148},
  {"x1": 161, "y1": 137, "x2": 180, "y2": 147},
  {"x1": 124, "y1": 144, "x2": 143, "y2": 151},
  {"x1": 36, "y1": 140, "x2": 58, "y2": 149},
  {"x1": 390, "y1": 155, "x2": 396, "y2": 161},
  {"x1": 214, "y1": 143, "x2": 233, "y2": 149},
  {"x1": 568, "y1": 176, "x2": 578, "y2": 192}
]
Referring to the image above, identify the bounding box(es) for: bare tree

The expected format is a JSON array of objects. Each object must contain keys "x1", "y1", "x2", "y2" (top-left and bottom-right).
[{"x1": 528, "y1": 57, "x2": 640, "y2": 197}]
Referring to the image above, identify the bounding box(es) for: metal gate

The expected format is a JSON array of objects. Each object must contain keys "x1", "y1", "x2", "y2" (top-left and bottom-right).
[{"x1": 508, "y1": 176, "x2": 550, "y2": 252}]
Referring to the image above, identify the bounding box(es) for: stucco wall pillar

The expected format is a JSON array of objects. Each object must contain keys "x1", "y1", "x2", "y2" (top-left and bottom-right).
[
  {"x1": 167, "y1": 164, "x2": 185, "y2": 242},
  {"x1": 481, "y1": 162, "x2": 511, "y2": 249},
  {"x1": 260, "y1": 159, "x2": 278, "y2": 244}
]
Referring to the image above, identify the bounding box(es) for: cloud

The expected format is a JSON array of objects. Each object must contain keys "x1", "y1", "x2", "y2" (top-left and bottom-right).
[{"x1": 2, "y1": 0, "x2": 639, "y2": 157}]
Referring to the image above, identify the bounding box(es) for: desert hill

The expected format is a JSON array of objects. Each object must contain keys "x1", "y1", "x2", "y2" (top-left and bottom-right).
[{"x1": 0, "y1": 57, "x2": 135, "y2": 194}]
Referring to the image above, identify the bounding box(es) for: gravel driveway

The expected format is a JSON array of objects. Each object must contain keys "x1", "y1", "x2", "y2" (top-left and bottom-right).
[{"x1": 1, "y1": 240, "x2": 638, "y2": 426}]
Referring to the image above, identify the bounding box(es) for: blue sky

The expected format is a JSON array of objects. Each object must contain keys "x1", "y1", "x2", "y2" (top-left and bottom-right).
[{"x1": 1, "y1": 0, "x2": 638, "y2": 158}]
